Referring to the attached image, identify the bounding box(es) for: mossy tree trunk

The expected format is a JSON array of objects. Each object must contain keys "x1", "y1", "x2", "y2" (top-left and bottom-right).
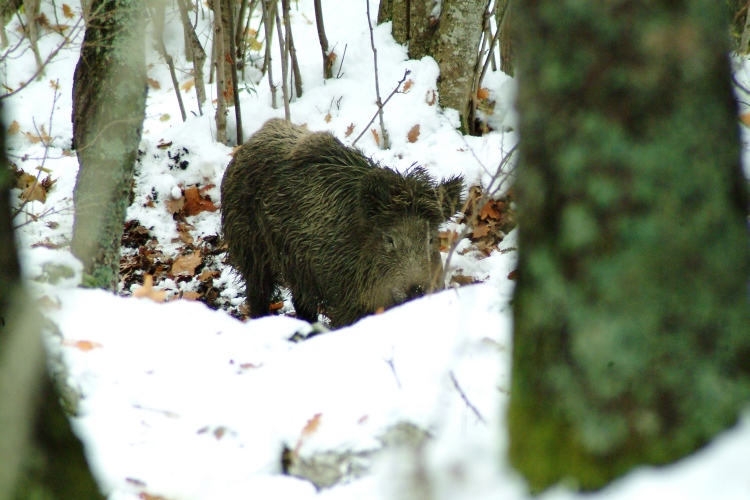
[
  {"x1": 0, "y1": 104, "x2": 103, "y2": 499},
  {"x1": 378, "y1": 0, "x2": 487, "y2": 133},
  {"x1": 509, "y1": 0, "x2": 750, "y2": 492},
  {"x1": 71, "y1": 0, "x2": 147, "y2": 290}
]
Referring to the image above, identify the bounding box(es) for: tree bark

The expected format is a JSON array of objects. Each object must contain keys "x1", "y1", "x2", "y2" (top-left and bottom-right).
[
  {"x1": 0, "y1": 104, "x2": 103, "y2": 499},
  {"x1": 509, "y1": 0, "x2": 750, "y2": 492},
  {"x1": 378, "y1": 0, "x2": 487, "y2": 133},
  {"x1": 71, "y1": 0, "x2": 147, "y2": 291},
  {"x1": 213, "y1": 0, "x2": 228, "y2": 143}
]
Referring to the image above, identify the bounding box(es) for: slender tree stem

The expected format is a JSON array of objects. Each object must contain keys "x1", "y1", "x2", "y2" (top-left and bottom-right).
[{"x1": 365, "y1": 0, "x2": 388, "y2": 148}]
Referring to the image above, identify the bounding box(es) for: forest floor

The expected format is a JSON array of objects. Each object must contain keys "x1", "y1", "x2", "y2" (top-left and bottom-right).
[{"x1": 4, "y1": 0, "x2": 750, "y2": 498}]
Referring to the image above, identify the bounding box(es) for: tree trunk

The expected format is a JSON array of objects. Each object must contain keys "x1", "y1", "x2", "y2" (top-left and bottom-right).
[
  {"x1": 496, "y1": 0, "x2": 513, "y2": 76},
  {"x1": 0, "y1": 104, "x2": 103, "y2": 499},
  {"x1": 213, "y1": 0, "x2": 228, "y2": 143},
  {"x1": 378, "y1": 0, "x2": 487, "y2": 133},
  {"x1": 509, "y1": 0, "x2": 750, "y2": 492},
  {"x1": 71, "y1": 0, "x2": 147, "y2": 291}
]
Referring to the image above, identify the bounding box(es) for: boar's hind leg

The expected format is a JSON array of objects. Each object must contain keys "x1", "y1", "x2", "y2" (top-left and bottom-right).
[
  {"x1": 242, "y1": 253, "x2": 278, "y2": 318},
  {"x1": 292, "y1": 295, "x2": 318, "y2": 324}
]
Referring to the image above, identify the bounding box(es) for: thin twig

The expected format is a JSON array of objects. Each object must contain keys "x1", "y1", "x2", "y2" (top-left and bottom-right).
[
  {"x1": 384, "y1": 355, "x2": 401, "y2": 389},
  {"x1": 352, "y1": 69, "x2": 410, "y2": 146},
  {"x1": 12, "y1": 82, "x2": 60, "y2": 221},
  {"x1": 261, "y1": 0, "x2": 277, "y2": 109},
  {"x1": 313, "y1": 0, "x2": 332, "y2": 79},
  {"x1": 274, "y1": 1, "x2": 290, "y2": 120},
  {"x1": 149, "y1": 3, "x2": 187, "y2": 122},
  {"x1": 449, "y1": 371, "x2": 486, "y2": 424},
  {"x1": 0, "y1": 15, "x2": 85, "y2": 101},
  {"x1": 365, "y1": 0, "x2": 388, "y2": 148},
  {"x1": 282, "y1": 0, "x2": 302, "y2": 98},
  {"x1": 336, "y1": 43, "x2": 347, "y2": 79},
  {"x1": 228, "y1": 0, "x2": 243, "y2": 143},
  {"x1": 177, "y1": 0, "x2": 207, "y2": 114},
  {"x1": 477, "y1": 4, "x2": 505, "y2": 94}
]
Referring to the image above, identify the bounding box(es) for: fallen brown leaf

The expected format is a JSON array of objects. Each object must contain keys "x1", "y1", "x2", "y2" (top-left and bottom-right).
[
  {"x1": 171, "y1": 250, "x2": 202, "y2": 276},
  {"x1": 183, "y1": 186, "x2": 217, "y2": 216},
  {"x1": 407, "y1": 124, "x2": 420, "y2": 143},
  {"x1": 371, "y1": 129, "x2": 380, "y2": 147},
  {"x1": 165, "y1": 195, "x2": 185, "y2": 215},
  {"x1": 133, "y1": 275, "x2": 167, "y2": 302},
  {"x1": 63, "y1": 339, "x2": 104, "y2": 351}
]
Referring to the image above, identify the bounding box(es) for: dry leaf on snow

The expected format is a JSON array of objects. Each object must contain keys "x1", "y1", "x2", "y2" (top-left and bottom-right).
[
  {"x1": 183, "y1": 186, "x2": 217, "y2": 216},
  {"x1": 133, "y1": 274, "x2": 167, "y2": 302},
  {"x1": 63, "y1": 339, "x2": 104, "y2": 351},
  {"x1": 171, "y1": 250, "x2": 202, "y2": 277},
  {"x1": 407, "y1": 124, "x2": 420, "y2": 143},
  {"x1": 293, "y1": 413, "x2": 322, "y2": 458},
  {"x1": 165, "y1": 195, "x2": 185, "y2": 215}
]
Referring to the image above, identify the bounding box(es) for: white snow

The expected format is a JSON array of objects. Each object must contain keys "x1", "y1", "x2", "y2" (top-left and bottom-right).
[{"x1": 4, "y1": 0, "x2": 750, "y2": 498}]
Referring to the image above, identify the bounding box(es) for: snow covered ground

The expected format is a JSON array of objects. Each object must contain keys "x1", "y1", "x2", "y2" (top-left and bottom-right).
[{"x1": 4, "y1": 0, "x2": 750, "y2": 498}]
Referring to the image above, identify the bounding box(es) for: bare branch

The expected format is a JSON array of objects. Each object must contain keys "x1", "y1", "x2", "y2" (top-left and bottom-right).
[
  {"x1": 228, "y1": 0, "x2": 243, "y2": 143},
  {"x1": 177, "y1": 0, "x2": 207, "y2": 114},
  {"x1": 352, "y1": 69, "x2": 410, "y2": 146},
  {"x1": 281, "y1": 0, "x2": 302, "y2": 98},
  {"x1": 149, "y1": 1, "x2": 187, "y2": 122},
  {"x1": 450, "y1": 371, "x2": 486, "y2": 424},
  {"x1": 274, "y1": 0, "x2": 290, "y2": 120},
  {"x1": 313, "y1": 0, "x2": 332, "y2": 79},
  {"x1": 365, "y1": 0, "x2": 388, "y2": 148},
  {"x1": 260, "y1": 0, "x2": 277, "y2": 109},
  {"x1": 0, "y1": 16, "x2": 86, "y2": 101}
]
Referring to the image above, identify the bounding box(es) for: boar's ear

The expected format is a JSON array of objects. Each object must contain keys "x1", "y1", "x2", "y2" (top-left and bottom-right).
[
  {"x1": 360, "y1": 168, "x2": 393, "y2": 221},
  {"x1": 437, "y1": 175, "x2": 465, "y2": 218}
]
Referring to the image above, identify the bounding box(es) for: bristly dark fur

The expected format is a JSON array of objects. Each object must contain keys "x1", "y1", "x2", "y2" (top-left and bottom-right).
[{"x1": 221, "y1": 118, "x2": 464, "y2": 328}]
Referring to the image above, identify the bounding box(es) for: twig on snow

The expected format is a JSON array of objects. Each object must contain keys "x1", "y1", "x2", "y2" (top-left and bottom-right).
[
  {"x1": 351, "y1": 69, "x2": 410, "y2": 147},
  {"x1": 365, "y1": 0, "x2": 388, "y2": 148},
  {"x1": 449, "y1": 371, "x2": 486, "y2": 424}
]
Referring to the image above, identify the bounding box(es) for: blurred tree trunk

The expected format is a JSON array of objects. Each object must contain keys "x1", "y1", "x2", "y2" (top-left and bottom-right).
[
  {"x1": 509, "y1": 0, "x2": 750, "y2": 492},
  {"x1": 729, "y1": 0, "x2": 750, "y2": 53},
  {"x1": 378, "y1": 0, "x2": 487, "y2": 133},
  {"x1": 495, "y1": 0, "x2": 513, "y2": 76},
  {"x1": 0, "y1": 104, "x2": 103, "y2": 499},
  {"x1": 71, "y1": 0, "x2": 147, "y2": 290}
]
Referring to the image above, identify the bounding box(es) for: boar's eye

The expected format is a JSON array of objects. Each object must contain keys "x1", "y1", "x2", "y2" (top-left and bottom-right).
[{"x1": 384, "y1": 234, "x2": 396, "y2": 250}]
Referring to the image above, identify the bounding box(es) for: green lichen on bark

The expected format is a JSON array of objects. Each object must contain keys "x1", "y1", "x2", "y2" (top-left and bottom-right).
[
  {"x1": 71, "y1": 0, "x2": 147, "y2": 291},
  {"x1": 509, "y1": 0, "x2": 750, "y2": 492}
]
